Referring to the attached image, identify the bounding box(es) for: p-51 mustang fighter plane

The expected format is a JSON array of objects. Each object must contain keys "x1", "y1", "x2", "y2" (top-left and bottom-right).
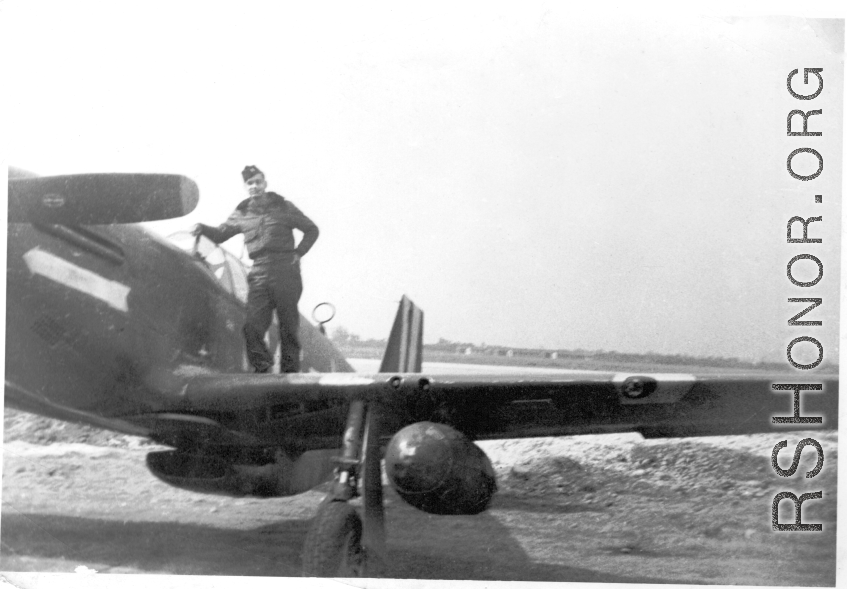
[{"x1": 5, "y1": 168, "x2": 838, "y2": 576}]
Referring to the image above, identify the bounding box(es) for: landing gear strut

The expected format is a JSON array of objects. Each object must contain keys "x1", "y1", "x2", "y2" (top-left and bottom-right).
[{"x1": 302, "y1": 399, "x2": 386, "y2": 577}]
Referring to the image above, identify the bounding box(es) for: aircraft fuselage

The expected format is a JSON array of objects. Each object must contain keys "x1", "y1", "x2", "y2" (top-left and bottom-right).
[{"x1": 5, "y1": 221, "x2": 350, "y2": 436}]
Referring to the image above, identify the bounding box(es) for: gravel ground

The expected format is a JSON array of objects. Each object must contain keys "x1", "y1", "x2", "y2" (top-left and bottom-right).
[{"x1": 1, "y1": 408, "x2": 839, "y2": 585}]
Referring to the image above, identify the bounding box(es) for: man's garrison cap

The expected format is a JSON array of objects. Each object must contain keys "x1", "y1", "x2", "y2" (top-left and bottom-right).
[{"x1": 242, "y1": 165, "x2": 264, "y2": 181}]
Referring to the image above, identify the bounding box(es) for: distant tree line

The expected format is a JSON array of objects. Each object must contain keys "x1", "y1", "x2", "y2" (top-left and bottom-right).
[
  {"x1": 330, "y1": 326, "x2": 387, "y2": 348},
  {"x1": 329, "y1": 327, "x2": 817, "y2": 371}
]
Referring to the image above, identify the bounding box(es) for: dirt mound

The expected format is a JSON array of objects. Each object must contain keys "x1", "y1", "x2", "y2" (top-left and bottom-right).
[
  {"x1": 3, "y1": 409, "x2": 152, "y2": 448},
  {"x1": 486, "y1": 431, "x2": 837, "y2": 515}
]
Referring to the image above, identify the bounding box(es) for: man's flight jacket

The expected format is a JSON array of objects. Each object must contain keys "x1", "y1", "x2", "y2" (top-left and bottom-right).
[{"x1": 199, "y1": 192, "x2": 319, "y2": 261}]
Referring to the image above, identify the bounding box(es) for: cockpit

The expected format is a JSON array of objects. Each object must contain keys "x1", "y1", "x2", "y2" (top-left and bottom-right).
[{"x1": 167, "y1": 231, "x2": 249, "y2": 303}]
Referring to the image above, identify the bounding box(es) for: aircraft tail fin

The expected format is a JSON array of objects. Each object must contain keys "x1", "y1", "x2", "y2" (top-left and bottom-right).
[{"x1": 379, "y1": 296, "x2": 424, "y2": 373}]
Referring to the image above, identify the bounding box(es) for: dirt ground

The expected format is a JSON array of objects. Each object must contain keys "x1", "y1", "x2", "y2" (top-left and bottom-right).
[{"x1": 0, "y1": 408, "x2": 838, "y2": 585}]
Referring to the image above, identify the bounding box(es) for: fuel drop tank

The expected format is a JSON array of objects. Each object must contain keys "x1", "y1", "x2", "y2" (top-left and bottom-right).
[{"x1": 384, "y1": 421, "x2": 497, "y2": 515}]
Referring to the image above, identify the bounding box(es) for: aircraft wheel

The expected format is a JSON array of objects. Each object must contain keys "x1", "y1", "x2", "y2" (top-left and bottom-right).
[{"x1": 302, "y1": 500, "x2": 366, "y2": 577}]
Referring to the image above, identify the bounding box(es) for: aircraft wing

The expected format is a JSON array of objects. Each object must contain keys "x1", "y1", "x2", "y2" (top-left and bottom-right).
[{"x1": 133, "y1": 370, "x2": 837, "y2": 449}]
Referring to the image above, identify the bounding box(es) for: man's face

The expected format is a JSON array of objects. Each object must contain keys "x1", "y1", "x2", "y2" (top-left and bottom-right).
[{"x1": 244, "y1": 173, "x2": 267, "y2": 197}]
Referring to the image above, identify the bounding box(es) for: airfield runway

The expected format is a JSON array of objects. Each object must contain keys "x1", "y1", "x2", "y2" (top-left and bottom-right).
[
  {"x1": 349, "y1": 358, "x2": 598, "y2": 374},
  {"x1": 1, "y1": 362, "x2": 837, "y2": 585}
]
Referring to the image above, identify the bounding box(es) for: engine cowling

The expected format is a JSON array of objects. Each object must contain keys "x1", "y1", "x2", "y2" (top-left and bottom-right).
[{"x1": 384, "y1": 421, "x2": 497, "y2": 515}]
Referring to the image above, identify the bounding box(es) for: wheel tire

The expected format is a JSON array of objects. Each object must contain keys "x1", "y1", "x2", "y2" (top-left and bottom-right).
[{"x1": 302, "y1": 501, "x2": 366, "y2": 577}]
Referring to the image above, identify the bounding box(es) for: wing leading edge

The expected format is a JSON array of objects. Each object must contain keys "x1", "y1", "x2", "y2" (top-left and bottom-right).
[{"x1": 129, "y1": 370, "x2": 837, "y2": 449}]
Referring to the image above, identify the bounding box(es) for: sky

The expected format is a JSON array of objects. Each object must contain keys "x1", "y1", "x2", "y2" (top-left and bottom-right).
[{"x1": 2, "y1": 2, "x2": 844, "y2": 366}]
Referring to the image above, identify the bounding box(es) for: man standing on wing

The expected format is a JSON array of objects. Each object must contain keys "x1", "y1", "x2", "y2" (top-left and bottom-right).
[{"x1": 193, "y1": 165, "x2": 319, "y2": 373}]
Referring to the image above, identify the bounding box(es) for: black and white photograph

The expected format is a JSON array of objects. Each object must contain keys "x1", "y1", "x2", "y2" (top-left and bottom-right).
[{"x1": 1, "y1": 2, "x2": 843, "y2": 587}]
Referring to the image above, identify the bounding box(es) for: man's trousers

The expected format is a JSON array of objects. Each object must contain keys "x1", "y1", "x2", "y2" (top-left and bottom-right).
[{"x1": 243, "y1": 261, "x2": 303, "y2": 373}]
